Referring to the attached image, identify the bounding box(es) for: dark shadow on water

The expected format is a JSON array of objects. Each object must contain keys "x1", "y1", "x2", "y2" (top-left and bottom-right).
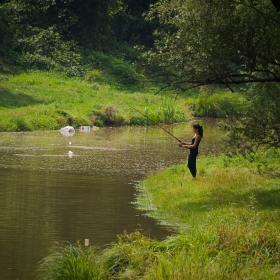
[{"x1": 0, "y1": 87, "x2": 42, "y2": 108}]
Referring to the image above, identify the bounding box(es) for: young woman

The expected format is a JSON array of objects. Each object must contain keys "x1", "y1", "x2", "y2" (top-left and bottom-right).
[{"x1": 181, "y1": 124, "x2": 203, "y2": 180}]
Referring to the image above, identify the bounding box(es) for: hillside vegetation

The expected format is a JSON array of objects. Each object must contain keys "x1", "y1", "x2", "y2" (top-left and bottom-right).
[{"x1": 0, "y1": 71, "x2": 190, "y2": 132}]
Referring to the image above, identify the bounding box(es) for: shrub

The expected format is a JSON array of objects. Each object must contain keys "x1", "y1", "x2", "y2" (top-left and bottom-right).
[
  {"x1": 0, "y1": 117, "x2": 19, "y2": 132},
  {"x1": 31, "y1": 116, "x2": 59, "y2": 130},
  {"x1": 88, "y1": 51, "x2": 142, "y2": 86},
  {"x1": 222, "y1": 83, "x2": 280, "y2": 151},
  {"x1": 91, "y1": 105, "x2": 127, "y2": 127}
]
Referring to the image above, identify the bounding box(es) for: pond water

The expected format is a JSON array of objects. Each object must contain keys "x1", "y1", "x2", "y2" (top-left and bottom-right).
[{"x1": 0, "y1": 119, "x2": 223, "y2": 280}]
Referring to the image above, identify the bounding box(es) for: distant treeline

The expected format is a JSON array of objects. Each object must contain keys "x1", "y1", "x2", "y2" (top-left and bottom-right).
[{"x1": 0, "y1": 0, "x2": 157, "y2": 76}]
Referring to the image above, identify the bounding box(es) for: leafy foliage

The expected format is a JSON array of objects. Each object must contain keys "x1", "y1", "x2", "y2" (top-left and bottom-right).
[
  {"x1": 0, "y1": 0, "x2": 157, "y2": 73},
  {"x1": 222, "y1": 83, "x2": 280, "y2": 151},
  {"x1": 146, "y1": 0, "x2": 280, "y2": 90}
]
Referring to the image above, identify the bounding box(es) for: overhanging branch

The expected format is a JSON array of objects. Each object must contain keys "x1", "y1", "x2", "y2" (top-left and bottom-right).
[{"x1": 148, "y1": 71, "x2": 280, "y2": 91}]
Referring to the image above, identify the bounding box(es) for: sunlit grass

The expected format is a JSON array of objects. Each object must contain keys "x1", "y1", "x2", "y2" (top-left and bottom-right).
[
  {"x1": 187, "y1": 90, "x2": 246, "y2": 118},
  {"x1": 136, "y1": 153, "x2": 280, "y2": 231},
  {"x1": 0, "y1": 71, "x2": 188, "y2": 131}
]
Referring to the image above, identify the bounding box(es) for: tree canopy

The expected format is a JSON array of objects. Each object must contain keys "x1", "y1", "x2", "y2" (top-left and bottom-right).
[
  {"x1": 146, "y1": 0, "x2": 280, "y2": 91},
  {"x1": 0, "y1": 0, "x2": 157, "y2": 69}
]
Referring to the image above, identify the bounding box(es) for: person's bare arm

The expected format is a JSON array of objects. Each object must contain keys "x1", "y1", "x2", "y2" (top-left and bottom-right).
[
  {"x1": 182, "y1": 135, "x2": 201, "y2": 148},
  {"x1": 181, "y1": 141, "x2": 191, "y2": 145}
]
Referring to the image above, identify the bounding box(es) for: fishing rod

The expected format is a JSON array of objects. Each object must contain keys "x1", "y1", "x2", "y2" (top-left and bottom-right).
[{"x1": 124, "y1": 102, "x2": 182, "y2": 143}]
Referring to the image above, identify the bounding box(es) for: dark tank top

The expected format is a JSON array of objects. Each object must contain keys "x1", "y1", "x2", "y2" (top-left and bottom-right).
[{"x1": 190, "y1": 136, "x2": 201, "y2": 155}]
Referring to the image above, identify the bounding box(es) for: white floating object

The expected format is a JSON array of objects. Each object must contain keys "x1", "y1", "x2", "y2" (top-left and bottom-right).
[
  {"x1": 61, "y1": 126, "x2": 75, "y2": 132},
  {"x1": 80, "y1": 126, "x2": 90, "y2": 132},
  {"x1": 68, "y1": 150, "x2": 73, "y2": 158},
  {"x1": 69, "y1": 142, "x2": 72, "y2": 145},
  {"x1": 60, "y1": 126, "x2": 75, "y2": 137}
]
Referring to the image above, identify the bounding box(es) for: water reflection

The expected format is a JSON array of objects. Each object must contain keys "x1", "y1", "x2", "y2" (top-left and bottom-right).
[{"x1": 0, "y1": 119, "x2": 223, "y2": 280}]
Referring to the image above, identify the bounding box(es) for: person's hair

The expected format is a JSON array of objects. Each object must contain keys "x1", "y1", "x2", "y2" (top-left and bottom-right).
[{"x1": 193, "y1": 124, "x2": 203, "y2": 138}]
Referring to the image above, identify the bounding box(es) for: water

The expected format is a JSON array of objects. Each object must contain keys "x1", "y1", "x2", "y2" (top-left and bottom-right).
[{"x1": 0, "y1": 120, "x2": 223, "y2": 279}]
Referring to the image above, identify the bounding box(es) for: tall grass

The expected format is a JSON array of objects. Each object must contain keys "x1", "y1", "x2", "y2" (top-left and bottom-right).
[
  {"x1": 189, "y1": 91, "x2": 245, "y2": 118},
  {"x1": 143, "y1": 223, "x2": 280, "y2": 280},
  {"x1": 36, "y1": 243, "x2": 100, "y2": 280},
  {"x1": 37, "y1": 218, "x2": 280, "y2": 280}
]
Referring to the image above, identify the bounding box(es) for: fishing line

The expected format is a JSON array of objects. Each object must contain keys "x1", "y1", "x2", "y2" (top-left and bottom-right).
[
  {"x1": 123, "y1": 102, "x2": 182, "y2": 143},
  {"x1": 120, "y1": 100, "x2": 190, "y2": 186}
]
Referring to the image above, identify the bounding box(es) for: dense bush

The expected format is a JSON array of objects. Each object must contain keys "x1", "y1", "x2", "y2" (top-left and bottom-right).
[{"x1": 86, "y1": 51, "x2": 142, "y2": 87}]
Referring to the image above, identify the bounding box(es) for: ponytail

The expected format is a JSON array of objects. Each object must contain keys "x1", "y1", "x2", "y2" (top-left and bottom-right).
[{"x1": 193, "y1": 124, "x2": 203, "y2": 138}]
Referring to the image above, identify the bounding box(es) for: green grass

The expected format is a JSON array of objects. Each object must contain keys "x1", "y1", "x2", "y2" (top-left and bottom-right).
[
  {"x1": 136, "y1": 151, "x2": 280, "y2": 230},
  {"x1": 0, "y1": 71, "x2": 189, "y2": 131},
  {"x1": 36, "y1": 151, "x2": 280, "y2": 280},
  {"x1": 186, "y1": 90, "x2": 246, "y2": 118},
  {"x1": 36, "y1": 243, "x2": 101, "y2": 280}
]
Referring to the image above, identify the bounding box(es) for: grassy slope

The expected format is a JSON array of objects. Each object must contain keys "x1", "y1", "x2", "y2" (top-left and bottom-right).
[
  {"x1": 134, "y1": 152, "x2": 280, "y2": 279},
  {"x1": 137, "y1": 152, "x2": 280, "y2": 230},
  {"x1": 0, "y1": 71, "x2": 189, "y2": 132}
]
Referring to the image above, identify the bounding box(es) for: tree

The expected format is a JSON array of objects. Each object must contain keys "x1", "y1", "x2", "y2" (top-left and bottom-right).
[
  {"x1": 146, "y1": 0, "x2": 280, "y2": 91},
  {"x1": 111, "y1": 0, "x2": 158, "y2": 46},
  {"x1": 223, "y1": 83, "x2": 280, "y2": 151},
  {"x1": 0, "y1": 0, "x2": 157, "y2": 67},
  {"x1": 145, "y1": 0, "x2": 280, "y2": 150},
  {"x1": 0, "y1": 0, "x2": 119, "y2": 49}
]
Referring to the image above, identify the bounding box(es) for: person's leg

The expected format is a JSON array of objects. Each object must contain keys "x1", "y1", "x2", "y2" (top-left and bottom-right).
[{"x1": 188, "y1": 153, "x2": 197, "y2": 178}]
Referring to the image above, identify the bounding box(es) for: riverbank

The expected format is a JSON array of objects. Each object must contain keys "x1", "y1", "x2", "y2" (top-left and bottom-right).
[
  {"x1": 136, "y1": 151, "x2": 280, "y2": 231},
  {"x1": 37, "y1": 151, "x2": 280, "y2": 280},
  {"x1": 0, "y1": 71, "x2": 189, "y2": 132}
]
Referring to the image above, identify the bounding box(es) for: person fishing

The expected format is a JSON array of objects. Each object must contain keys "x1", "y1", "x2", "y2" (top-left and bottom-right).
[{"x1": 180, "y1": 124, "x2": 203, "y2": 180}]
